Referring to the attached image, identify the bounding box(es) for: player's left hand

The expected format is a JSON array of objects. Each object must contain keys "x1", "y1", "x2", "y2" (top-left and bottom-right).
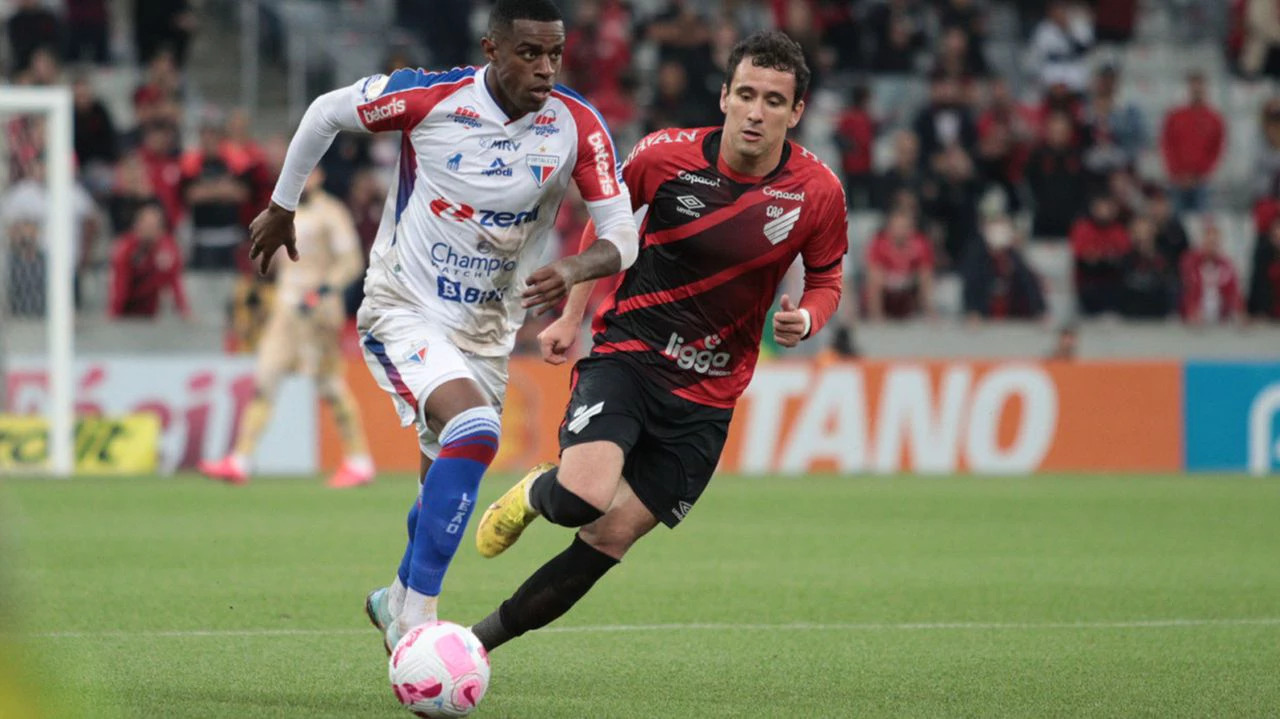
[
  {"x1": 538, "y1": 316, "x2": 579, "y2": 365},
  {"x1": 522, "y1": 260, "x2": 575, "y2": 314},
  {"x1": 248, "y1": 202, "x2": 299, "y2": 276},
  {"x1": 773, "y1": 294, "x2": 808, "y2": 348}
]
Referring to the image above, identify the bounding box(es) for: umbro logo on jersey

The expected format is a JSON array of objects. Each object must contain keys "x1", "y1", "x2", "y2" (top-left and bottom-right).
[
  {"x1": 567, "y1": 401, "x2": 604, "y2": 434},
  {"x1": 673, "y1": 501, "x2": 693, "y2": 520},
  {"x1": 675, "y1": 195, "x2": 705, "y2": 218},
  {"x1": 526, "y1": 154, "x2": 560, "y2": 186},
  {"x1": 482, "y1": 158, "x2": 513, "y2": 177},
  {"x1": 361, "y1": 98, "x2": 405, "y2": 124},
  {"x1": 763, "y1": 206, "x2": 802, "y2": 245},
  {"x1": 448, "y1": 105, "x2": 482, "y2": 128},
  {"x1": 533, "y1": 108, "x2": 560, "y2": 136},
  {"x1": 446, "y1": 153, "x2": 462, "y2": 171}
]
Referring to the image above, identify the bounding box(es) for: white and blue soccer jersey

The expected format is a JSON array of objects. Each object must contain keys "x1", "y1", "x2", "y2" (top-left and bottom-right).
[{"x1": 348, "y1": 64, "x2": 633, "y2": 355}]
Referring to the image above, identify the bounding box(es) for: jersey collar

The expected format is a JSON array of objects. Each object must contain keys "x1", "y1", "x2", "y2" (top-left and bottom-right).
[
  {"x1": 703, "y1": 129, "x2": 792, "y2": 185},
  {"x1": 474, "y1": 64, "x2": 534, "y2": 127}
]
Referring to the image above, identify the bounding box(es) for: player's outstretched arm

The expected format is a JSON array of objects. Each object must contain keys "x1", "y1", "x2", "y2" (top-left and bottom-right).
[
  {"x1": 521, "y1": 217, "x2": 636, "y2": 314},
  {"x1": 251, "y1": 85, "x2": 369, "y2": 274}
]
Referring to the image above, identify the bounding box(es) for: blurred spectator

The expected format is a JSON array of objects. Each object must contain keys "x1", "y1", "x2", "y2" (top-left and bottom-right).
[
  {"x1": 834, "y1": 85, "x2": 875, "y2": 209},
  {"x1": 977, "y1": 78, "x2": 1035, "y2": 213},
  {"x1": 867, "y1": 0, "x2": 928, "y2": 74},
  {"x1": 1046, "y1": 321, "x2": 1080, "y2": 360},
  {"x1": 1027, "y1": 111, "x2": 1088, "y2": 238},
  {"x1": 1091, "y1": 0, "x2": 1138, "y2": 43},
  {"x1": 6, "y1": 111, "x2": 45, "y2": 183},
  {"x1": 1026, "y1": 0, "x2": 1094, "y2": 93},
  {"x1": 646, "y1": 61, "x2": 717, "y2": 133},
  {"x1": 134, "y1": 0, "x2": 194, "y2": 66},
  {"x1": 1248, "y1": 217, "x2": 1280, "y2": 319},
  {"x1": 1081, "y1": 65, "x2": 1147, "y2": 175},
  {"x1": 5, "y1": 221, "x2": 44, "y2": 317},
  {"x1": 563, "y1": 0, "x2": 635, "y2": 131},
  {"x1": 319, "y1": 133, "x2": 373, "y2": 206},
  {"x1": 1, "y1": 159, "x2": 99, "y2": 307},
  {"x1": 922, "y1": 145, "x2": 983, "y2": 267},
  {"x1": 912, "y1": 73, "x2": 977, "y2": 168},
  {"x1": 1253, "y1": 98, "x2": 1280, "y2": 199},
  {"x1": 1145, "y1": 185, "x2": 1191, "y2": 269},
  {"x1": 6, "y1": 0, "x2": 62, "y2": 76},
  {"x1": 223, "y1": 109, "x2": 271, "y2": 228},
  {"x1": 814, "y1": 0, "x2": 864, "y2": 74},
  {"x1": 420, "y1": 0, "x2": 472, "y2": 69},
  {"x1": 1241, "y1": 0, "x2": 1280, "y2": 78},
  {"x1": 961, "y1": 214, "x2": 1046, "y2": 320},
  {"x1": 874, "y1": 130, "x2": 926, "y2": 211},
  {"x1": 864, "y1": 208, "x2": 935, "y2": 320},
  {"x1": 934, "y1": 26, "x2": 989, "y2": 80},
  {"x1": 647, "y1": 1, "x2": 714, "y2": 73},
  {"x1": 1160, "y1": 71, "x2": 1225, "y2": 214},
  {"x1": 137, "y1": 121, "x2": 184, "y2": 229},
  {"x1": 108, "y1": 151, "x2": 160, "y2": 234},
  {"x1": 65, "y1": 0, "x2": 109, "y2": 64},
  {"x1": 180, "y1": 114, "x2": 253, "y2": 271},
  {"x1": 939, "y1": 0, "x2": 989, "y2": 71},
  {"x1": 1070, "y1": 193, "x2": 1131, "y2": 316},
  {"x1": 72, "y1": 74, "x2": 118, "y2": 192},
  {"x1": 1119, "y1": 215, "x2": 1177, "y2": 318},
  {"x1": 133, "y1": 50, "x2": 183, "y2": 114},
  {"x1": 108, "y1": 203, "x2": 189, "y2": 319},
  {"x1": 1180, "y1": 223, "x2": 1243, "y2": 323}
]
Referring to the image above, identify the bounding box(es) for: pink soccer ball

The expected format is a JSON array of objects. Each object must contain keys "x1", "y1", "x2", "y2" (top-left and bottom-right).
[{"x1": 388, "y1": 621, "x2": 491, "y2": 718}]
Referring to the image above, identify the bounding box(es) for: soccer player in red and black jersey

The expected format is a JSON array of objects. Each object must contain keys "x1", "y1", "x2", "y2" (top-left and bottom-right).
[{"x1": 470, "y1": 30, "x2": 847, "y2": 652}]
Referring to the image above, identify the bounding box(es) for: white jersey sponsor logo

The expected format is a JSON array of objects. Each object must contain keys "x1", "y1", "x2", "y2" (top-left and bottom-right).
[{"x1": 361, "y1": 98, "x2": 405, "y2": 124}]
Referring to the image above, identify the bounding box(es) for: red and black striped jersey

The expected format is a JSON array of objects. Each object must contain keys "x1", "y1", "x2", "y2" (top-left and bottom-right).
[{"x1": 590, "y1": 127, "x2": 848, "y2": 408}]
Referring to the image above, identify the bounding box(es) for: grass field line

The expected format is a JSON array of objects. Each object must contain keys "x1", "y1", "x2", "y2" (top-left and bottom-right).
[{"x1": 16, "y1": 617, "x2": 1280, "y2": 640}]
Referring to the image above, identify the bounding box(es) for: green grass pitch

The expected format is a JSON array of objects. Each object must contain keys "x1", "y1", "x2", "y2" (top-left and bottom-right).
[{"x1": 2, "y1": 473, "x2": 1279, "y2": 718}]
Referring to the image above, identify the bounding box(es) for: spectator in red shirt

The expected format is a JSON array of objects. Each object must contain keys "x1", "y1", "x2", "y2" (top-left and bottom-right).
[
  {"x1": 108, "y1": 203, "x2": 189, "y2": 319},
  {"x1": 834, "y1": 84, "x2": 875, "y2": 208},
  {"x1": 137, "y1": 121, "x2": 184, "y2": 228},
  {"x1": 977, "y1": 78, "x2": 1035, "y2": 213},
  {"x1": 1180, "y1": 222, "x2": 1243, "y2": 324},
  {"x1": 865, "y1": 208, "x2": 935, "y2": 320},
  {"x1": 1160, "y1": 71, "x2": 1226, "y2": 213},
  {"x1": 1248, "y1": 217, "x2": 1280, "y2": 320},
  {"x1": 1071, "y1": 193, "x2": 1131, "y2": 316}
]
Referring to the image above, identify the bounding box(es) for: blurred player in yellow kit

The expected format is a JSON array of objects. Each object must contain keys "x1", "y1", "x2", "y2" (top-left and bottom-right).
[{"x1": 199, "y1": 168, "x2": 375, "y2": 488}]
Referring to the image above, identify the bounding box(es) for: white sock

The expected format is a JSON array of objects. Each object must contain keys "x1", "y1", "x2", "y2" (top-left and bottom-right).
[
  {"x1": 388, "y1": 576, "x2": 407, "y2": 617},
  {"x1": 344, "y1": 454, "x2": 374, "y2": 473},
  {"x1": 399, "y1": 587, "x2": 438, "y2": 629}
]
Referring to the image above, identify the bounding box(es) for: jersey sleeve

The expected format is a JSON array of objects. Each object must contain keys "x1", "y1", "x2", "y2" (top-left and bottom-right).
[
  {"x1": 803, "y1": 181, "x2": 850, "y2": 274},
  {"x1": 556, "y1": 87, "x2": 626, "y2": 203},
  {"x1": 353, "y1": 66, "x2": 476, "y2": 133}
]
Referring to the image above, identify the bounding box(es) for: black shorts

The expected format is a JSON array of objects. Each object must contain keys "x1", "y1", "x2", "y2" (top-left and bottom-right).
[{"x1": 558, "y1": 356, "x2": 733, "y2": 527}]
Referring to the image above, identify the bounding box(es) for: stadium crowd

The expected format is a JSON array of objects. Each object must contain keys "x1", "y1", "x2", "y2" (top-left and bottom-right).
[{"x1": 4, "y1": 0, "x2": 1280, "y2": 356}]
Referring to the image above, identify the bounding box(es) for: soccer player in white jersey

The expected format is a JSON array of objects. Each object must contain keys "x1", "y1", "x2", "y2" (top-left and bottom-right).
[{"x1": 246, "y1": 0, "x2": 638, "y2": 650}]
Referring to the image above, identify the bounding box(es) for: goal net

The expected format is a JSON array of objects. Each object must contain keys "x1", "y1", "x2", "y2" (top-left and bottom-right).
[{"x1": 0, "y1": 87, "x2": 75, "y2": 476}]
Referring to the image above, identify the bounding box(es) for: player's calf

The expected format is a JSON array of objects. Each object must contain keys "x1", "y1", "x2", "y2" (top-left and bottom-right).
[{"x1": 528, "y1": 465, "x2": 605, "y2": 527}]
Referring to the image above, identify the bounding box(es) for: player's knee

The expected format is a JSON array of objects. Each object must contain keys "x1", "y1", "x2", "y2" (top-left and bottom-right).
[
  {"x1": 436, "y1": 405, "x2": 502, "y2": 466},
  {"x1": 532, "y1": 468, "x2": 605, "y2": 528},
  {"x1": 577, "y1": 521, "x2": 643, "y2": 560}
]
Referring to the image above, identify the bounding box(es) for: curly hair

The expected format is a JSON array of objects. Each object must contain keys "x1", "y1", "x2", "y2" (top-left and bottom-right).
[{"x1": 724, "y1": 30, "x2": 810, "y2": 106}]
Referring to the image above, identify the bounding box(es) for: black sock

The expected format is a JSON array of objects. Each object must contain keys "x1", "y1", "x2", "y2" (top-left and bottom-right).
[
  {"x1": 529, "y1": 467, "x2": 604, "y2": 527},
  {"x1": 471, "y1": 535, "x2": 618, "y2": 651}
]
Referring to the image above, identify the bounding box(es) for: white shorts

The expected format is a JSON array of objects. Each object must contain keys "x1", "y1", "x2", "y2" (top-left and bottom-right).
[{"x1": 357, "y1": 306, "x2": 509, "y2": 458}]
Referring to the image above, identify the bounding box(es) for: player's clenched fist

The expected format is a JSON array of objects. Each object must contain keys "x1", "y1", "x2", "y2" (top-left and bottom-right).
[
  {"x1": 248, "y1": 202, "x2": 299, "y2": 276},
  {"x1": 772, "y1": 294, "x2": 810, "y2": 348},
  {"x1": 537, "y1": 316, "x2": 579, "y2": 365}
]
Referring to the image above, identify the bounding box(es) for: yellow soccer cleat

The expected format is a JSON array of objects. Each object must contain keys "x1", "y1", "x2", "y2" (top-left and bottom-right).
[{"x1": 475, "y1": 462, "x2": 554, "y2": 558}]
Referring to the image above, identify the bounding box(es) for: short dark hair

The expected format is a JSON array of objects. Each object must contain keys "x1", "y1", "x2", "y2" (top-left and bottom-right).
[
  {"x1": 488, "y1": 0, "x2": 562, "y2": 35},
  {"x1": 724, "y1": 30, "x2": 810, "y2": 106}
]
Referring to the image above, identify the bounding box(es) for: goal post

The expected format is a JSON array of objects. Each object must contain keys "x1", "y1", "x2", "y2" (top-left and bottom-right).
[{"x1": 0, "y1": 86, "x2": 75, "y2": 476}]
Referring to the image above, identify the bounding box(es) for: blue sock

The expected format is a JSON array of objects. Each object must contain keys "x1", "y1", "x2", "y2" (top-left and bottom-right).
[
  {"x1": 396, "y1": 491, "x2": 421, "y2": 586},
  {"x1": 408, "y1": 406, "x2": 501, "y2": 596}
]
